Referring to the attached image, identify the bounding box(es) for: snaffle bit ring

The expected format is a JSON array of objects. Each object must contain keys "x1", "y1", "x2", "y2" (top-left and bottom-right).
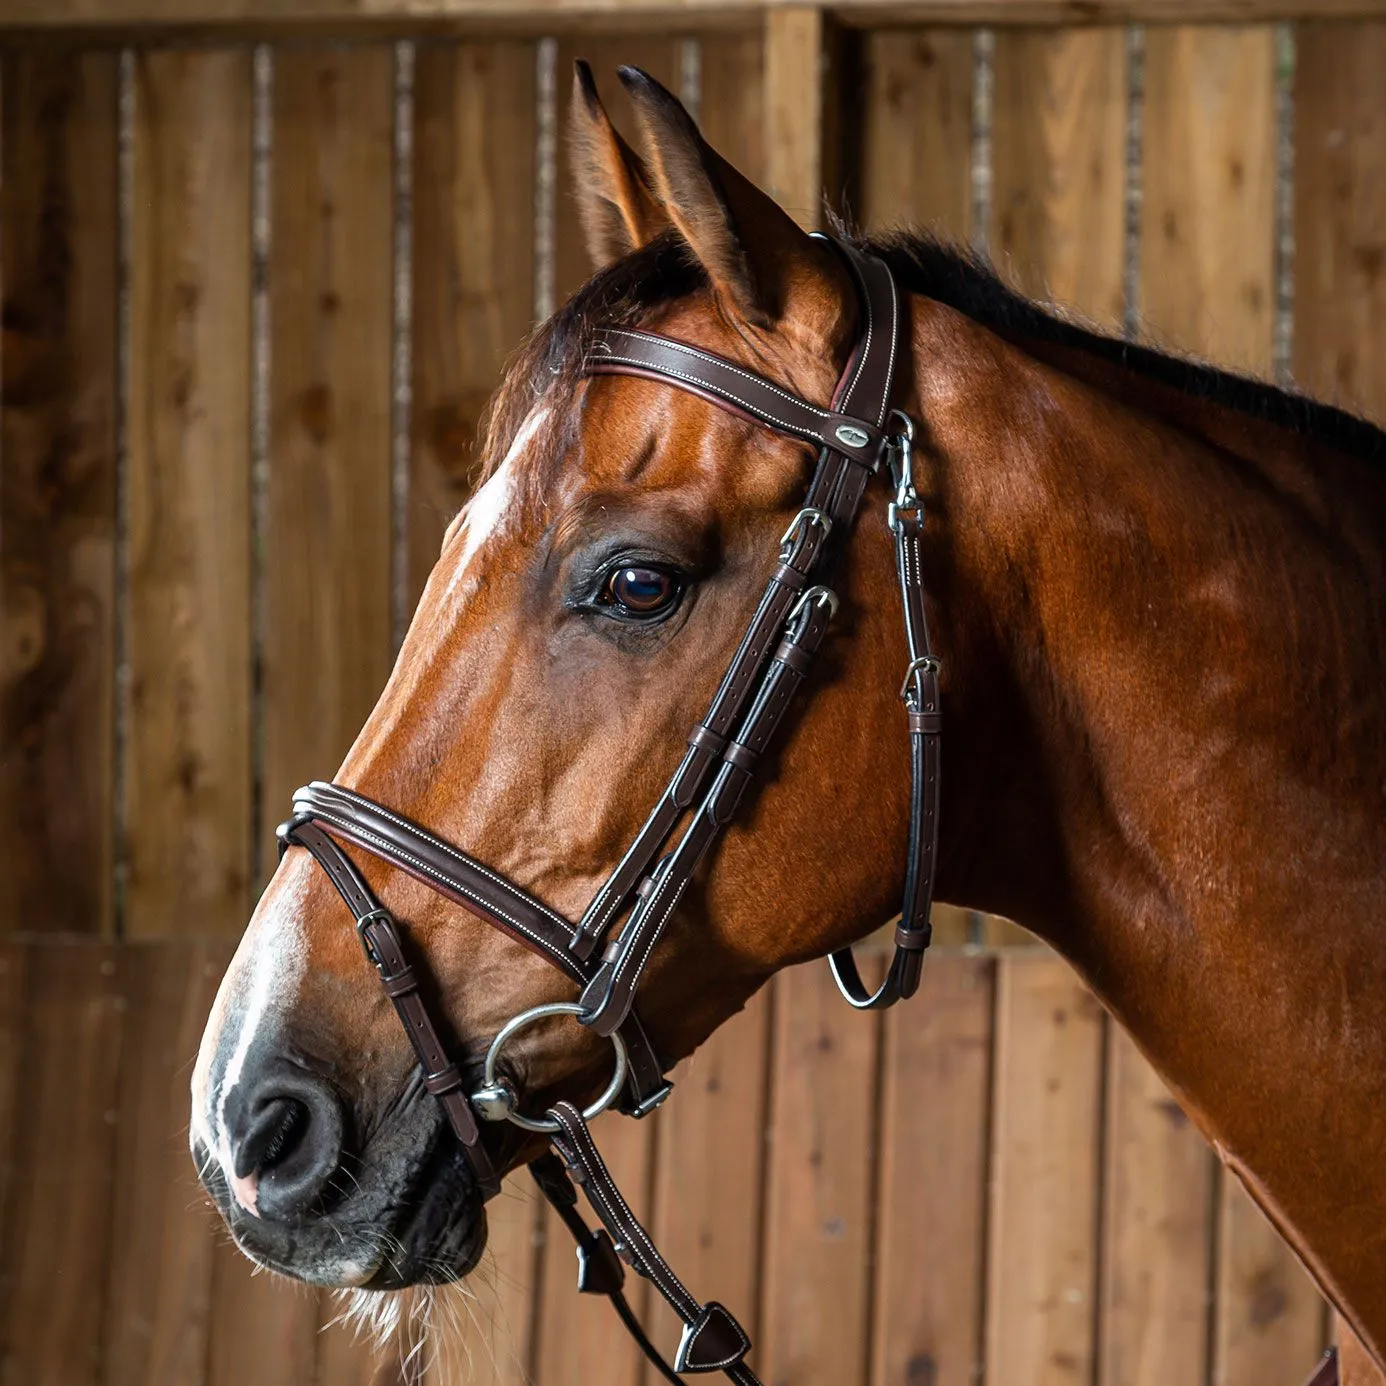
[{"x1": 472, "y1": 1001, "x2": 628, "y2": 1134}]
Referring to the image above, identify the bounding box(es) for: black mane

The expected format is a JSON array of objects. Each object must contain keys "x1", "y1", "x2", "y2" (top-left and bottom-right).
[{"x1": 863, "y1": 230, "x2": 1386, "y2": 465}]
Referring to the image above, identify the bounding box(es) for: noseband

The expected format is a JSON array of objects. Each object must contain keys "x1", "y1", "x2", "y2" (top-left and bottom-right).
[{"x1": 278, "y1": 237, "x2": 939, "y2": 1382}]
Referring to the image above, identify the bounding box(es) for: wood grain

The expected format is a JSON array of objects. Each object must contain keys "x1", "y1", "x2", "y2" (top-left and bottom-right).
[
  {"x1": 0, "y1": 52, "x2": 119, "y2": 936},
  {"x1": 0, "y1": 942, "x2": 26, "y2": 1293},
  {"x1": 8, "y1": 0, "x2": 1386, "y2": 37},
  {"x1": 759, "y1": 959, "x2": 881, "y2": 1386},
  {"x1": 0, "y1": 943, "x2": 124, "y2": 1385},
  {"x1": 102, "y1": 943, "x2": 230, "y2": 1386},
  {"x1": 990, "y1": 26, "x2": 1127, "y2": 329},
  {"x1": 1140, "y1": 24, "x2": 1276, "y2": 374},
  {"x1": 126, "y1": 49, "x2": 253, "y2": 939},
  {"x1": 410, "y1": 40, "x2": 537, "y2": 604},
  {"x1": 534, "y1": 1109, "x2": 655, "y2": 1386},
  {"x1": 1099, "y1": 1028, "x2": 1214, "y2": 1386},
  {"x1": 1213, "y1": 1175, "x2": 1326, "y2": 1386},
  {"x1": 858, "y1": 27, "x2": 973, "y2": 239},
  {"x1": 206, "y1": 1235, "x2": 320, "y2": 1386},
  {"x1": 985, "y1": 952, "x2": 1105, "y2": 1386},
  {"x1": 552, "y1": 36, "x2": 681, "y2": 305},
  {"x1": 872, "y1": 955, "x2": 994, "y2": 1386},
  {"x1": 646, "y1": 990, "x2": 772, "y2": 1364},
  {"x1": 697, "y1": 30, "x2": 765, "y2": 179},
  {"x1": 263, "y1": 45, "x2": 395, "y2": 830},
  {"x1": 1294, "y1": 20, "x2": 1386, "y2": 423}
]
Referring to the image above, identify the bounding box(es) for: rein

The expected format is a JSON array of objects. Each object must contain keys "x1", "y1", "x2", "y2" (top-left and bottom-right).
[{"x1": 277, "y1": 237, "x2": 940, "y2": 1381}]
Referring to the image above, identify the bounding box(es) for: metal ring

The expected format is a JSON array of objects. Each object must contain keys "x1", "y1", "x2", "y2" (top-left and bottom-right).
[
  {"x1": 899, "y1": 654, "x2": 941, "y2": 701},
  {"x1": 477, "y1": 1002, "x2": 628, "y2": 1135},
  {"x1": 788, "y1": 584, "x2": 839, "y2": 623},
  {"x1": 778, "y1": 507, "x2": 832, "y2": 557},
  {"x1": 887, "y1": 407, "x2": 916, "y2": 443}
]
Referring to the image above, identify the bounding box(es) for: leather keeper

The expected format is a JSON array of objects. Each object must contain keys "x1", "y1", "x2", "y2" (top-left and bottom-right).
[
  {"x1": 382, "y1": 966, "x2": 419, "y2": 999},
  {"x1": 894, "y1": 923, "x2": 933, "y2": 951},
  {"x1": 423, "y1": 1063, "x2": 464, "y2": 1096},
  {"x1": 908, "y1": 710, "x2": 942, "y2": 734},
  {"x1": 773, "y1": 638, "x2": 813, "y2": 674},
  {"x1": 687, "y1": 723, "x2": 727, "y2": 755},
  {"x1": 772, "y1": 562, "x2": 810, "y2": 591},
  {"x1": 723, "y1": 741, "x2": 758, "y2": 773}
]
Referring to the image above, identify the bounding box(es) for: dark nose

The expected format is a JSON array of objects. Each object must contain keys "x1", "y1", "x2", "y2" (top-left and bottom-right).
[{"x1": 225, "y1": 1057, "x2": 345, "y2": 1223}]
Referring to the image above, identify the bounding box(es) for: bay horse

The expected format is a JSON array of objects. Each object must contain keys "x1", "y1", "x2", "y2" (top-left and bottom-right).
[{"x1": 191, "y1": 64, "x2": 1386, "y2": 1383}]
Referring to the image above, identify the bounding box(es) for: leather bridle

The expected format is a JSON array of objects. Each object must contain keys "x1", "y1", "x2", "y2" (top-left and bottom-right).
[{"x1": 277, "y1": 237, "x2": 939, "y2": 1382}]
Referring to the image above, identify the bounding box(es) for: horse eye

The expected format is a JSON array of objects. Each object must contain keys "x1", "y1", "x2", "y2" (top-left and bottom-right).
[{"x1": 601, "y1": 565, "x2": 680, "y2": 618}]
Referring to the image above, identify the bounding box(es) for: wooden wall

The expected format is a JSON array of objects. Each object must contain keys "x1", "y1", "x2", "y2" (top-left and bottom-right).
[{"x1": 2, "y1": 16, "x2": 1384, "y2": 1385}]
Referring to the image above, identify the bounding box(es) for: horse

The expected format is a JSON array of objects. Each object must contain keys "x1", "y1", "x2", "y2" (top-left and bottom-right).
[{"x1": 190, "y1": 62, "x2": 1386, "y2": 1383}]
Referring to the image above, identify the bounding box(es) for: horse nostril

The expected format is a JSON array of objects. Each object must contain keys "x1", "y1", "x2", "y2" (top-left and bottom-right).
[{"x1": 226, "y1": 1060, "x2": 345, "y2": 1224}]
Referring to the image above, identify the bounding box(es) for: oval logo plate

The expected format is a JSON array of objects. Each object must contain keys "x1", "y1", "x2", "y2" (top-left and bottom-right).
[{"x1": 834, "y1": 423, "x2": 871, "y2": 449}]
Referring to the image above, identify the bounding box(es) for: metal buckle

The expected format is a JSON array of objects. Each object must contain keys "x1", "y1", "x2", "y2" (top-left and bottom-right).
[
  {"x1": 354, "y1": 906, "x2": 394, "y2": 964},
  {"x1": 788, "y1": 584, "x2": 839, "y2": 623},
  {"x1": 778, "y1": 506, "x2": 832, "y2": 559},
  {"x1": 473, "y1": 1001, "x2": 629, "y2": 1134},
  {"x1": 899, "y1": 654, "x2": 941, "y2": 703}
]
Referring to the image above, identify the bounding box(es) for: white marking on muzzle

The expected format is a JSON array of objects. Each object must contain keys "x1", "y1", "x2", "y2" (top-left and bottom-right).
[{"x1": 205, "y1": 867, "x2": 312, "y2": 1211}]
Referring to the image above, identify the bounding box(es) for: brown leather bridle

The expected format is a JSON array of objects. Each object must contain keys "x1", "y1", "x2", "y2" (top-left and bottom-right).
[{"x1": 277, "y1": 238, "x2": 939, "y2": 1382}]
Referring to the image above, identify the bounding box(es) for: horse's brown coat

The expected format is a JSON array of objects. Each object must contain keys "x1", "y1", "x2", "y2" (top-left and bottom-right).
[{"x1": 194, "y1": 66, "x2": 1386, "y2": 1369}]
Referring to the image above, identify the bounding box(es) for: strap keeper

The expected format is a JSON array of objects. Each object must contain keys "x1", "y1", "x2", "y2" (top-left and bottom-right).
[
  {"x1": 723, "y1": 741, "x2": 758, "y2": 773},
  {"x1": 423, "y1": 1062, "x2": 464, "y2": 1096},
  {"x1": 894, "y1": 922, "x2": 933, "y2": 952},
  {"x1": 382, "y1": 965, "x2": 419, "y2": 999},
  {"x1": 908, "y1": 710, "x2": 942, "y2": 734},
  {"x1": 687, "y1": 723, "x2": 727, "y2": 755},
  {"x1": 773, "y1": 638, "x2": 813, "y2": 674},
  {"x1": 772, "y1": 562, "x2": 810, "y2": 591}
]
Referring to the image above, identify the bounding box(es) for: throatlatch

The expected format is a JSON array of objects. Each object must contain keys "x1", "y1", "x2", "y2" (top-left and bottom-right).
[{"x1": 277, "y1": 237, "x2": 939, "y2": 1383}]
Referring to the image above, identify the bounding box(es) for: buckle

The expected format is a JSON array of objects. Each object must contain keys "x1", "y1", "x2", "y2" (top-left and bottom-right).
[
  {"x1": 788, "y1": 584, "x2": 839, "y2": 623},
  {"x1": 778, "y1": 507, "x2": 832, "y2": 559},
  {"x1": 899, "y1": 655, "x2": 940, "y2": 703},
  {"x1": 354, "y1": 906, "x2": 394, "y2": 964}
]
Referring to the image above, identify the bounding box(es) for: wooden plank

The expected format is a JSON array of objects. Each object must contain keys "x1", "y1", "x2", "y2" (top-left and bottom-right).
[
  {"x1": 263, "y1": 44, "x2": 395, "y2": 827},
  {"x1": 759, "y1": 960, "x2": 881, "y2": 1386},
  {"x1": 534, "y1": 1109, "x2": 656, "y2": 1386},
  {"x1": 990, "y1": 26, "x2": 1128, "y2": 329},
  {"x1": 646, "y1": 990, "x2": 772, "y2": 1364},
  {"x1": 125, "y1": 49, "x2": 253, "y2": 939},
  {"x1": 0, "y1": 942, "x2": 124, "y2": 1386},
  {"x1": 1140, "y1": 24, "x2": 1276, "y2": 374},
  {"x1": 764, "y1": 6, "x2": 847, "y2": 229},
  {"x1": 858, "y1": 27, "x2": 973, "y2": 239},
  {"x1": 1213, "y1": 1176, "x2": 1325, "y2": 1386},
  {"x1": 552, "y1": 36, "x2": 682, "y2": 305},
  {"x1": 1294, "y1": 20, "x2": 1386, "y2": 424},
  {"x1": 871, "y1": 955, "x2": 994, "y2": 1386},
  {"x1": 206, "y1": 1235, "x2": 320, "y2": 1386},
  {"x1": 697, "y1": 29, "x2": 765, "y2": 178},
  {"x1": 9, "y1": 0, "x2": 1386, "y2": 40},
  {"x1": 1098, "y1": 1028, "x2": 1214, "y2": 1386},
  {"x1": 409, "y1": 39, "x2": 537, "y2": 604},
  {"x1": 985, "y1": 952, "x2": 1105, "y2": 1386},
  {"x1": 0, "y1": 942, "x2": 26, "y2": 1275},
  {"x1": 103, "y1": 942, "x2": 232, "y2": 1386},
  {"x1": 0, "y1": 52, "x2": 118, "y2": 937}
]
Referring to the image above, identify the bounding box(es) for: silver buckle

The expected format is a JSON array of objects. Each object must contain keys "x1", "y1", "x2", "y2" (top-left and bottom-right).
[
  {"x1": 788, "y1": 584, "x2": 839, "y2": 623},
  {"x1": 779, "y1": 507, "x2": 832, "y2": 559},
  {"x1": 899, "y1": 654, "x2": 940, "y2": 702}
]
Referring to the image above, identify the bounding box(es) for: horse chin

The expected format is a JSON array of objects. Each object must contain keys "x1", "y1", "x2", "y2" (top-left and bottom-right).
[{"x1": 192, "y1": 1112, "x2": 488, "y2": 1290}]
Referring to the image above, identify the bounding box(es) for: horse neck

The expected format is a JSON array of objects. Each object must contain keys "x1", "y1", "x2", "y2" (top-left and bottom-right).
[{"x1": 908, "y1": 293, "x2": 1386, "y2": 1345}]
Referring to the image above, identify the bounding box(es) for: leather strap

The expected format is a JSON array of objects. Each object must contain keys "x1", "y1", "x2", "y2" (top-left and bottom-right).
[
  {"x1": 276, "y1": 818, "x2": 502, "y2": 1198},
  {"x1": 547, "y1": 1103, "x2": 761, "y2": 1382},
  {"x1": 1302, "y1": 1350, "x2": 1339, "y2": 1386}
]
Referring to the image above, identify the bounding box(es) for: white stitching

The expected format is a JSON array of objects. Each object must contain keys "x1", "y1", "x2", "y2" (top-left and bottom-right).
[{"x1": 303, "y1": 784, "x2": 573, "y2": 932}]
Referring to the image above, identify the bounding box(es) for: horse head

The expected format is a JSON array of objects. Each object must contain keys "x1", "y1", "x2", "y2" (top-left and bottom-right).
[{"x1": 191, "y1": 65, "x2": 923, "y2": 1290}]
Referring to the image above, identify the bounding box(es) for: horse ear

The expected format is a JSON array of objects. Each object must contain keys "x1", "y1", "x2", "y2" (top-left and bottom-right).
[
  {"x1": 569, "y1": 61, "x2": 669, "y2": 269},
  {"x1": 617, "y1": 64, "x2": 834, "y2": 331}
]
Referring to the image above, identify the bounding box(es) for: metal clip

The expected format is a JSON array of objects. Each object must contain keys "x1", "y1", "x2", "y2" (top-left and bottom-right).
[
  {"x1": 778, "y1": 506, "x2": 833, "y2": 559},
  {"x1": 788, "y1": 584, "x2": 839, "y2": 623},
  {"x1": 886, "y1": 408, "x2": 921, "y2": 533}
]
